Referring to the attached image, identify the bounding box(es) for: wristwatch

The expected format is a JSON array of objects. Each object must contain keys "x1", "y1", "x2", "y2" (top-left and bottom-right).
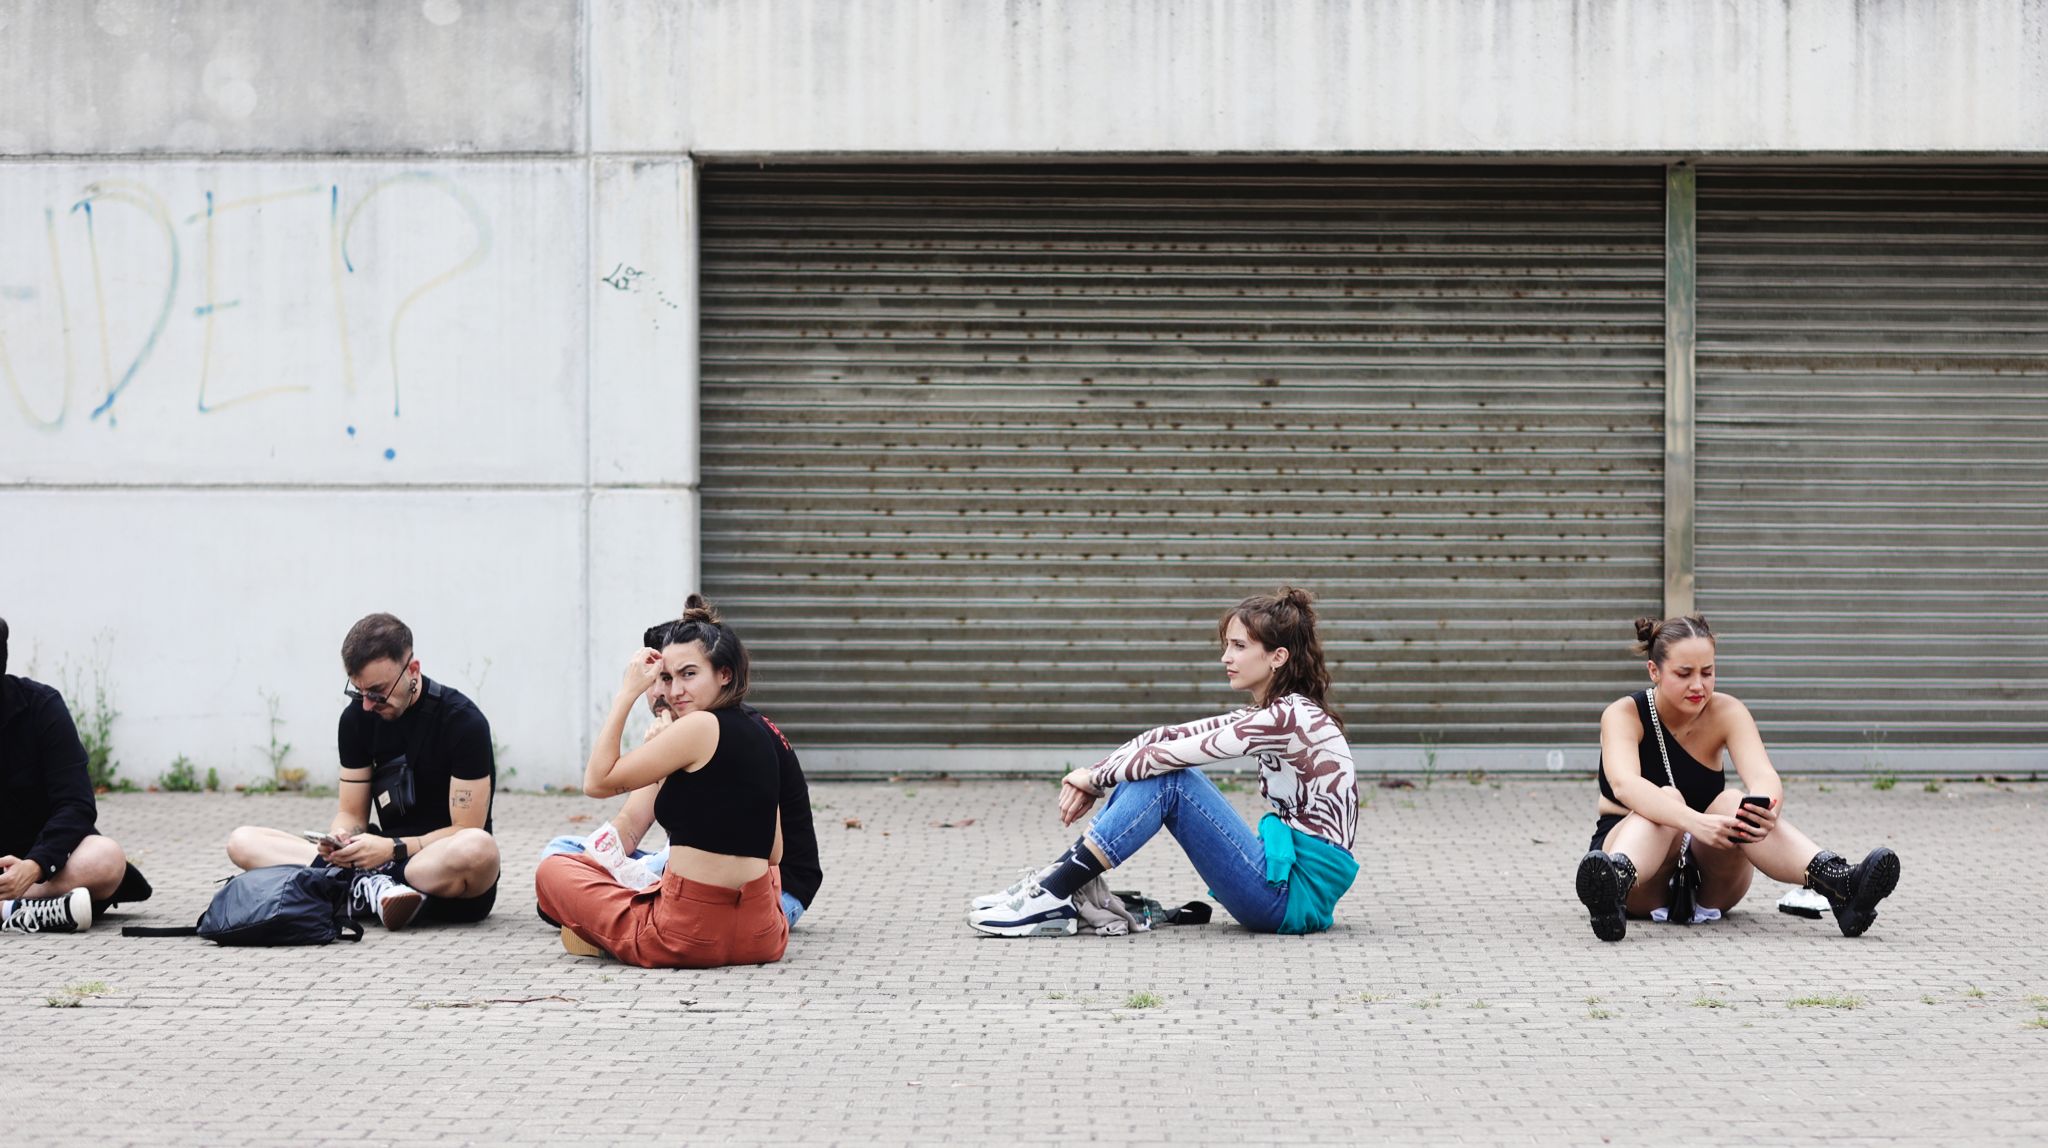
[{"x1": 391, "y1": 837, "x2": 409, "y2": 866}]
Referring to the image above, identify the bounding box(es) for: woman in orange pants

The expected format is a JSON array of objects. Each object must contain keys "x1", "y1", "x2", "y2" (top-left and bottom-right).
[{"x1": 536, "y1": 596, "x2": 787, "y2": 968}]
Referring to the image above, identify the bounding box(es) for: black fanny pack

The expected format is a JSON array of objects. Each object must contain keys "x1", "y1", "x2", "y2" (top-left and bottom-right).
[{"x1": 373, "y1": 754, "x2": 417, "y2": 824}]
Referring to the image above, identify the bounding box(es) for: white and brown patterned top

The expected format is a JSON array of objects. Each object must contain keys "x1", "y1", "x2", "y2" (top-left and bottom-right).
[{"x1": 1085, "y1": 693, "x2": 1359, "y2": 851}]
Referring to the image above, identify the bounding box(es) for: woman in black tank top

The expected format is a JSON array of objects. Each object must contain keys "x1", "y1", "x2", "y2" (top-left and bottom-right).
[
  {"x1": 535, "y1": 596, "x2": 789, "y2": 968},
  {"x1": 1573, "y1": 615, "x2": 1901, "y2": 943}
]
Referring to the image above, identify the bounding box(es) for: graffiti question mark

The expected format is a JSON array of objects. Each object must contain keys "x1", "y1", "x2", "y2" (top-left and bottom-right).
[{"x1": 339, "y1": 174, "x2": 493, "y2": 418}]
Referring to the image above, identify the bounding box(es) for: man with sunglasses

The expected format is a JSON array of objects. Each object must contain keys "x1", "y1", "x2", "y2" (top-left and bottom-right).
[{"x1": 225, "y1": 613, "x2": 500, "y2": 928}]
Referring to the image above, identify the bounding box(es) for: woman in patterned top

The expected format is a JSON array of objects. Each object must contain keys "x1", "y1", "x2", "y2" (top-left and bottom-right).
[
  {"x1": 1575, "y1": 614, "x2": 1901, "y2": 942},
  {"x1": 966, "y1": 587, "x2": 1361, "y2": 937}
]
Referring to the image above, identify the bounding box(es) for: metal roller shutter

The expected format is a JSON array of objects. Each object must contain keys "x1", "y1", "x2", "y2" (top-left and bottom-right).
[
  {"x1": 698, "y1": 165, "x2": 1666, "y2": 762},
  {"x1": 1695, "y1": 166, "x2": 2048, "y2": 752}
]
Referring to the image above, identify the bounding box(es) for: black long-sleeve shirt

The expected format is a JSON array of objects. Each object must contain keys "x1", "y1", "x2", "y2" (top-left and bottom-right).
[
  {"x1": 744, "y1": 706, "x2": 824, "y2": 908},
  {"x1": 0, "y1": 675, "x2": 100, "y2": 878}
]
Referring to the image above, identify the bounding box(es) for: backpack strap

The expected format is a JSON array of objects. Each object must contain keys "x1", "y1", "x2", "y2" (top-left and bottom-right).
[
  {"x1": 338, "y1": 919, "x2": 365, "y2": 943},
  {"x1": 121, "y1": 925, "x2": 200, "y2": 937}
]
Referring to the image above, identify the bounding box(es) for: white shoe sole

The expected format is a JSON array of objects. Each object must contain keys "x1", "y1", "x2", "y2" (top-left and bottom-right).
[
  {"x1": 968, "y1": 913, "x2": 1079, "y2": 938},
  {"x1": 379, "y1": 888, "x2": 425, "y2": 931}
]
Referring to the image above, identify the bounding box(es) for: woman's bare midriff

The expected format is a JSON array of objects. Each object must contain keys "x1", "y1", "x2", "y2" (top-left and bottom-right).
[{"x1": 667, "y1": 845, "x2": 771, "y2": 889}]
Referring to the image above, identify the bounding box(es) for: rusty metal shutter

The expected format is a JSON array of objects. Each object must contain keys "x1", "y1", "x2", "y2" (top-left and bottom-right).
[
  {"x1": 698, "y1": 165, "x2": 1666, "y2": 764},
  {"x1": 1695, "y1": 166, "x2": 2048, "y2": 755}
]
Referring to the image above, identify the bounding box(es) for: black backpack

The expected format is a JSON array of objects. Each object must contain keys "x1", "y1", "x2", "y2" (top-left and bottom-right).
[{"x1": 122, "y1": 865, "x2": 363, "y2": 946}]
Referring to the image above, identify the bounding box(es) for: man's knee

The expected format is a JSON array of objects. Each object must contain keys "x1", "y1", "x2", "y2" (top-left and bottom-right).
[
  {"x1": 67, "y1": 835, "x2": 127, "y2": 895},
  {"x1": 224, "y1": 825, "x2": 267, "y2": 868},
  {"x1": 442, "y1": 828, "x2": 500, "y2": 874}
]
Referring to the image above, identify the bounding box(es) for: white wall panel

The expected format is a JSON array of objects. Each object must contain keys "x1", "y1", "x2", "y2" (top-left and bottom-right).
[
  {"x1": 0, "y1": 0, "x2": 582, "y2": 155},
  {"x1": 586, "y1": 487, "x2": 698, "y2": 749},
  {"x1": 0, "y1": 163, "x2": 587, "y2": 486},
  {"x1": 592, "y1": 0, "x2": 2048, "y2": 156},
  {"x1": 589, "y1": 158, "x2": 696, "y2": 486},
  {"x1": 0, "y1": 491, "x2": 585, "y2": 789}
]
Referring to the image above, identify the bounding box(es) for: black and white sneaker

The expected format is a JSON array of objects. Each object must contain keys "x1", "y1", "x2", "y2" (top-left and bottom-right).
[
  {"x1": 2, "y1": 888, "x2": 92, "y2": 934},
  {"x1": 966, "y1": 883, "x2": 1078, "y2": 938},
  {"x1": 351, "y1": 871, "x2": 425, "y2": 931}
]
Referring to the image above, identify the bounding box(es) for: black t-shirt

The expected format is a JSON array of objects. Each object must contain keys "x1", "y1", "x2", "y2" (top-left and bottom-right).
[{"x1": 336, "y1": 678, "x2": 494, "y2": 837}]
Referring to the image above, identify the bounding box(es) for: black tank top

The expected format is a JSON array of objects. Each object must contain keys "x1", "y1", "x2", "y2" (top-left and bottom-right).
[
  {"x1": 1598, "y1": 690, "x2": 1726, "y2": 814},
  {"x1": 654, "y1": 707, "x2": 781, "y2": 860}
]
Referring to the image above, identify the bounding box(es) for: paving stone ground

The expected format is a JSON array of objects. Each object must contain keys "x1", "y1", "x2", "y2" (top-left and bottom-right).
[{"x1": 6, "y1": 775, "x2": 2044, "y2": 1146}]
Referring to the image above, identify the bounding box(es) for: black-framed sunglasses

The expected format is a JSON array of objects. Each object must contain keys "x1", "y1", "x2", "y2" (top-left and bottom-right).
[{"x1": 344, "y1": 653, "x2": 415, "y2": 708}]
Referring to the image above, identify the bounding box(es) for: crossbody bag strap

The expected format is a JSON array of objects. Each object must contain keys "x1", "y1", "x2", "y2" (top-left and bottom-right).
[{"x1": 1644, "y1": 688, "x2": 1693, "y2": 873}]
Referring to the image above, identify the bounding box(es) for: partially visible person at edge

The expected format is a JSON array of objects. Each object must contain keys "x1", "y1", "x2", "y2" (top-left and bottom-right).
[
  {"x1": 536, "y1": 595, "x2": 789, "y2": 968},
  {"x1": 537, "y1": 617, "x2": 823, "y2": 928},
  {"x1": 967, "y1": 586, "x2": 1360, "y2": 938},
  {"x1": 0, "y1": 616, "x2": 147, "y2": 934},
  {"x1": 1575, "y1": 614, "x2": 1901, "y2": 942},
  {"x1": 225, "y1": 613, "x2": 501, "y2": 929}
]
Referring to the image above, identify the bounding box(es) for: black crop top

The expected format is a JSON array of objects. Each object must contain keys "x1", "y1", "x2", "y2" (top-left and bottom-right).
[
  {"x1": 654, "y1": 707, "x2": 781, "y2": 860},
  {"x1": 1598, "y1": 690, "x2": 1726, "y2": 814}
]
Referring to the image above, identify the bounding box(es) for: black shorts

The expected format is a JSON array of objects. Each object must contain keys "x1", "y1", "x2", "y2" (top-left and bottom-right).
[
  {"x1": 385, "y1": 851, "x2": 498, "y2": 925},
  {"x1": 1589, "y1": 812, "x2": 1627, "y2": 854}
]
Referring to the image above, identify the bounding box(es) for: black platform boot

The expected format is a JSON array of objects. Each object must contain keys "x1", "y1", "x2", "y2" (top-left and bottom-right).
[
  {"x1": 1576, "y1": 851, "x2": 1638, "y2": 943},
  {"x1": 1805, "y1": 848, "x2": 1901, "y2": 938}
]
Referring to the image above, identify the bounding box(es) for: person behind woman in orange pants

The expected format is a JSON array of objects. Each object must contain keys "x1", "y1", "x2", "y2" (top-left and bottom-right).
[{"x1": 536, "y1": 596, "x2": 787, "y2": 967}]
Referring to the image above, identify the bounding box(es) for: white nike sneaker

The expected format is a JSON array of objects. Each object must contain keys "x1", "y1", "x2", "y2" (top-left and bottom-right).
[
  {"x1": 1, "y1": 888, "x2": 92, "y2": 933},
  {"x1": 970, "y1": 868, "x2": 1048, "y2": 911},
  {"x1": 967, "y1": 883, "x2": 1079, "y2": 938}
]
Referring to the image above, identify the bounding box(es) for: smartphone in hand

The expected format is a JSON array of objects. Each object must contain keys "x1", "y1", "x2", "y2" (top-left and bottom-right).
[{"x1": 1734, "y1": 794, "x2": 1771, "y2": 842}]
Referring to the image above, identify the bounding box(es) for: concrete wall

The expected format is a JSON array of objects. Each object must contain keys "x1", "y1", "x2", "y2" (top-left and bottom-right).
[
  {"x1": 596, "y1": 0, "x2": 2048, "y2": 155},
  {"x1": 3, "y1": 2, "x2": 2041, "y2": 786}
]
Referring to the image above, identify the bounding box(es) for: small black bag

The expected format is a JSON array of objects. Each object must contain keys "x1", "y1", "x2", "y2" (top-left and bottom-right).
[
  {"x1": 122, "y1": 865, "x2": 363, "y2": 946},
  {"x1": 1665, "y1": 839, "x2": 1700, "y2": 925},
  {"x1": 373, "y1": 754, "x2": 418, "y2": 824}
]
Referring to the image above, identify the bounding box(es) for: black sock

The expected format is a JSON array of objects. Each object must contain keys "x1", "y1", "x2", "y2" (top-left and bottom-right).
[{"x1": 1036, "y1": 837, "x2": 1108, "y2": 900}]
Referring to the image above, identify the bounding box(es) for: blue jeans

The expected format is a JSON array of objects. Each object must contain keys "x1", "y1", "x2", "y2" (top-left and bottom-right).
[
  {"x1": 1084, "y1": 769, "x2": 1288, "y2": 933},
  {"x1": 539, "y1": 835, "x2": 806, "y2": 926}
]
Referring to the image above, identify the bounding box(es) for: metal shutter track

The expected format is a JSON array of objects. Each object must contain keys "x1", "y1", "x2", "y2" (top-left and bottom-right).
[
  {"x1": 699, "y1": 166, "x2": 1666, "y2": 751},
  {"x1": 1696, "y1": 166, "x2": 2048, "y2": 744}
]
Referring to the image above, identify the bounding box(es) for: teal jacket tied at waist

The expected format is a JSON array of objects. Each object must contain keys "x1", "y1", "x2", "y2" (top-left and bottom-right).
[{"x1": 1259, "y1": 813, "x2": 1360, "y2": 935}]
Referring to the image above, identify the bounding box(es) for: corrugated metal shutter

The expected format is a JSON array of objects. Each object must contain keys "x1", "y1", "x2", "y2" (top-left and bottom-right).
[
  {"x1": 1695, "y1": 166, "x2": 2048, "y2": 746},
  {"x1": 698, "y1": 165, "x2": 1666, "y2": 754}
]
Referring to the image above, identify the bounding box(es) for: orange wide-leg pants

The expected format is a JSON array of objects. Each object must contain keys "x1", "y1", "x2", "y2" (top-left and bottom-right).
[{"x1": 535, "y1": 853, "x2": 789, "y2": 969}]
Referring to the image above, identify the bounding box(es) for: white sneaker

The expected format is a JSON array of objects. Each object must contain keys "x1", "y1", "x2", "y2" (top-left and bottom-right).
[
  {"x1": 970, "y1": 868, "x2": 1048, "y2": 911},
  {"x1": 967, "y1": 882, "x2": 1079, "y2": 938},
  {"x1": 352, "y1": 871, "x2": 425, "y2": 931},
  {"x1": 1, "y1": 888, "x2": 92, "y2": 933}
]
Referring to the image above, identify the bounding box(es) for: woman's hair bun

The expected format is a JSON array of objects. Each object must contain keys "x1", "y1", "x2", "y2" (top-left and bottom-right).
[
  {"x1": 1280, "y1": 585, "x2": 1316, "y2": 612},
  {"x1": 1633, "y1": 616, "x2": 1660, "y2": 644},
  {"x1": 681, "y1": 592, "x2": 720, "y2": 624}
]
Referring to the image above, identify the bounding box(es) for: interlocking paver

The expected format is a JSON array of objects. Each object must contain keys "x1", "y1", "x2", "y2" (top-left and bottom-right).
[{"x1": 5, "y1": 776, "x2": 2042, "y2": 1145}]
